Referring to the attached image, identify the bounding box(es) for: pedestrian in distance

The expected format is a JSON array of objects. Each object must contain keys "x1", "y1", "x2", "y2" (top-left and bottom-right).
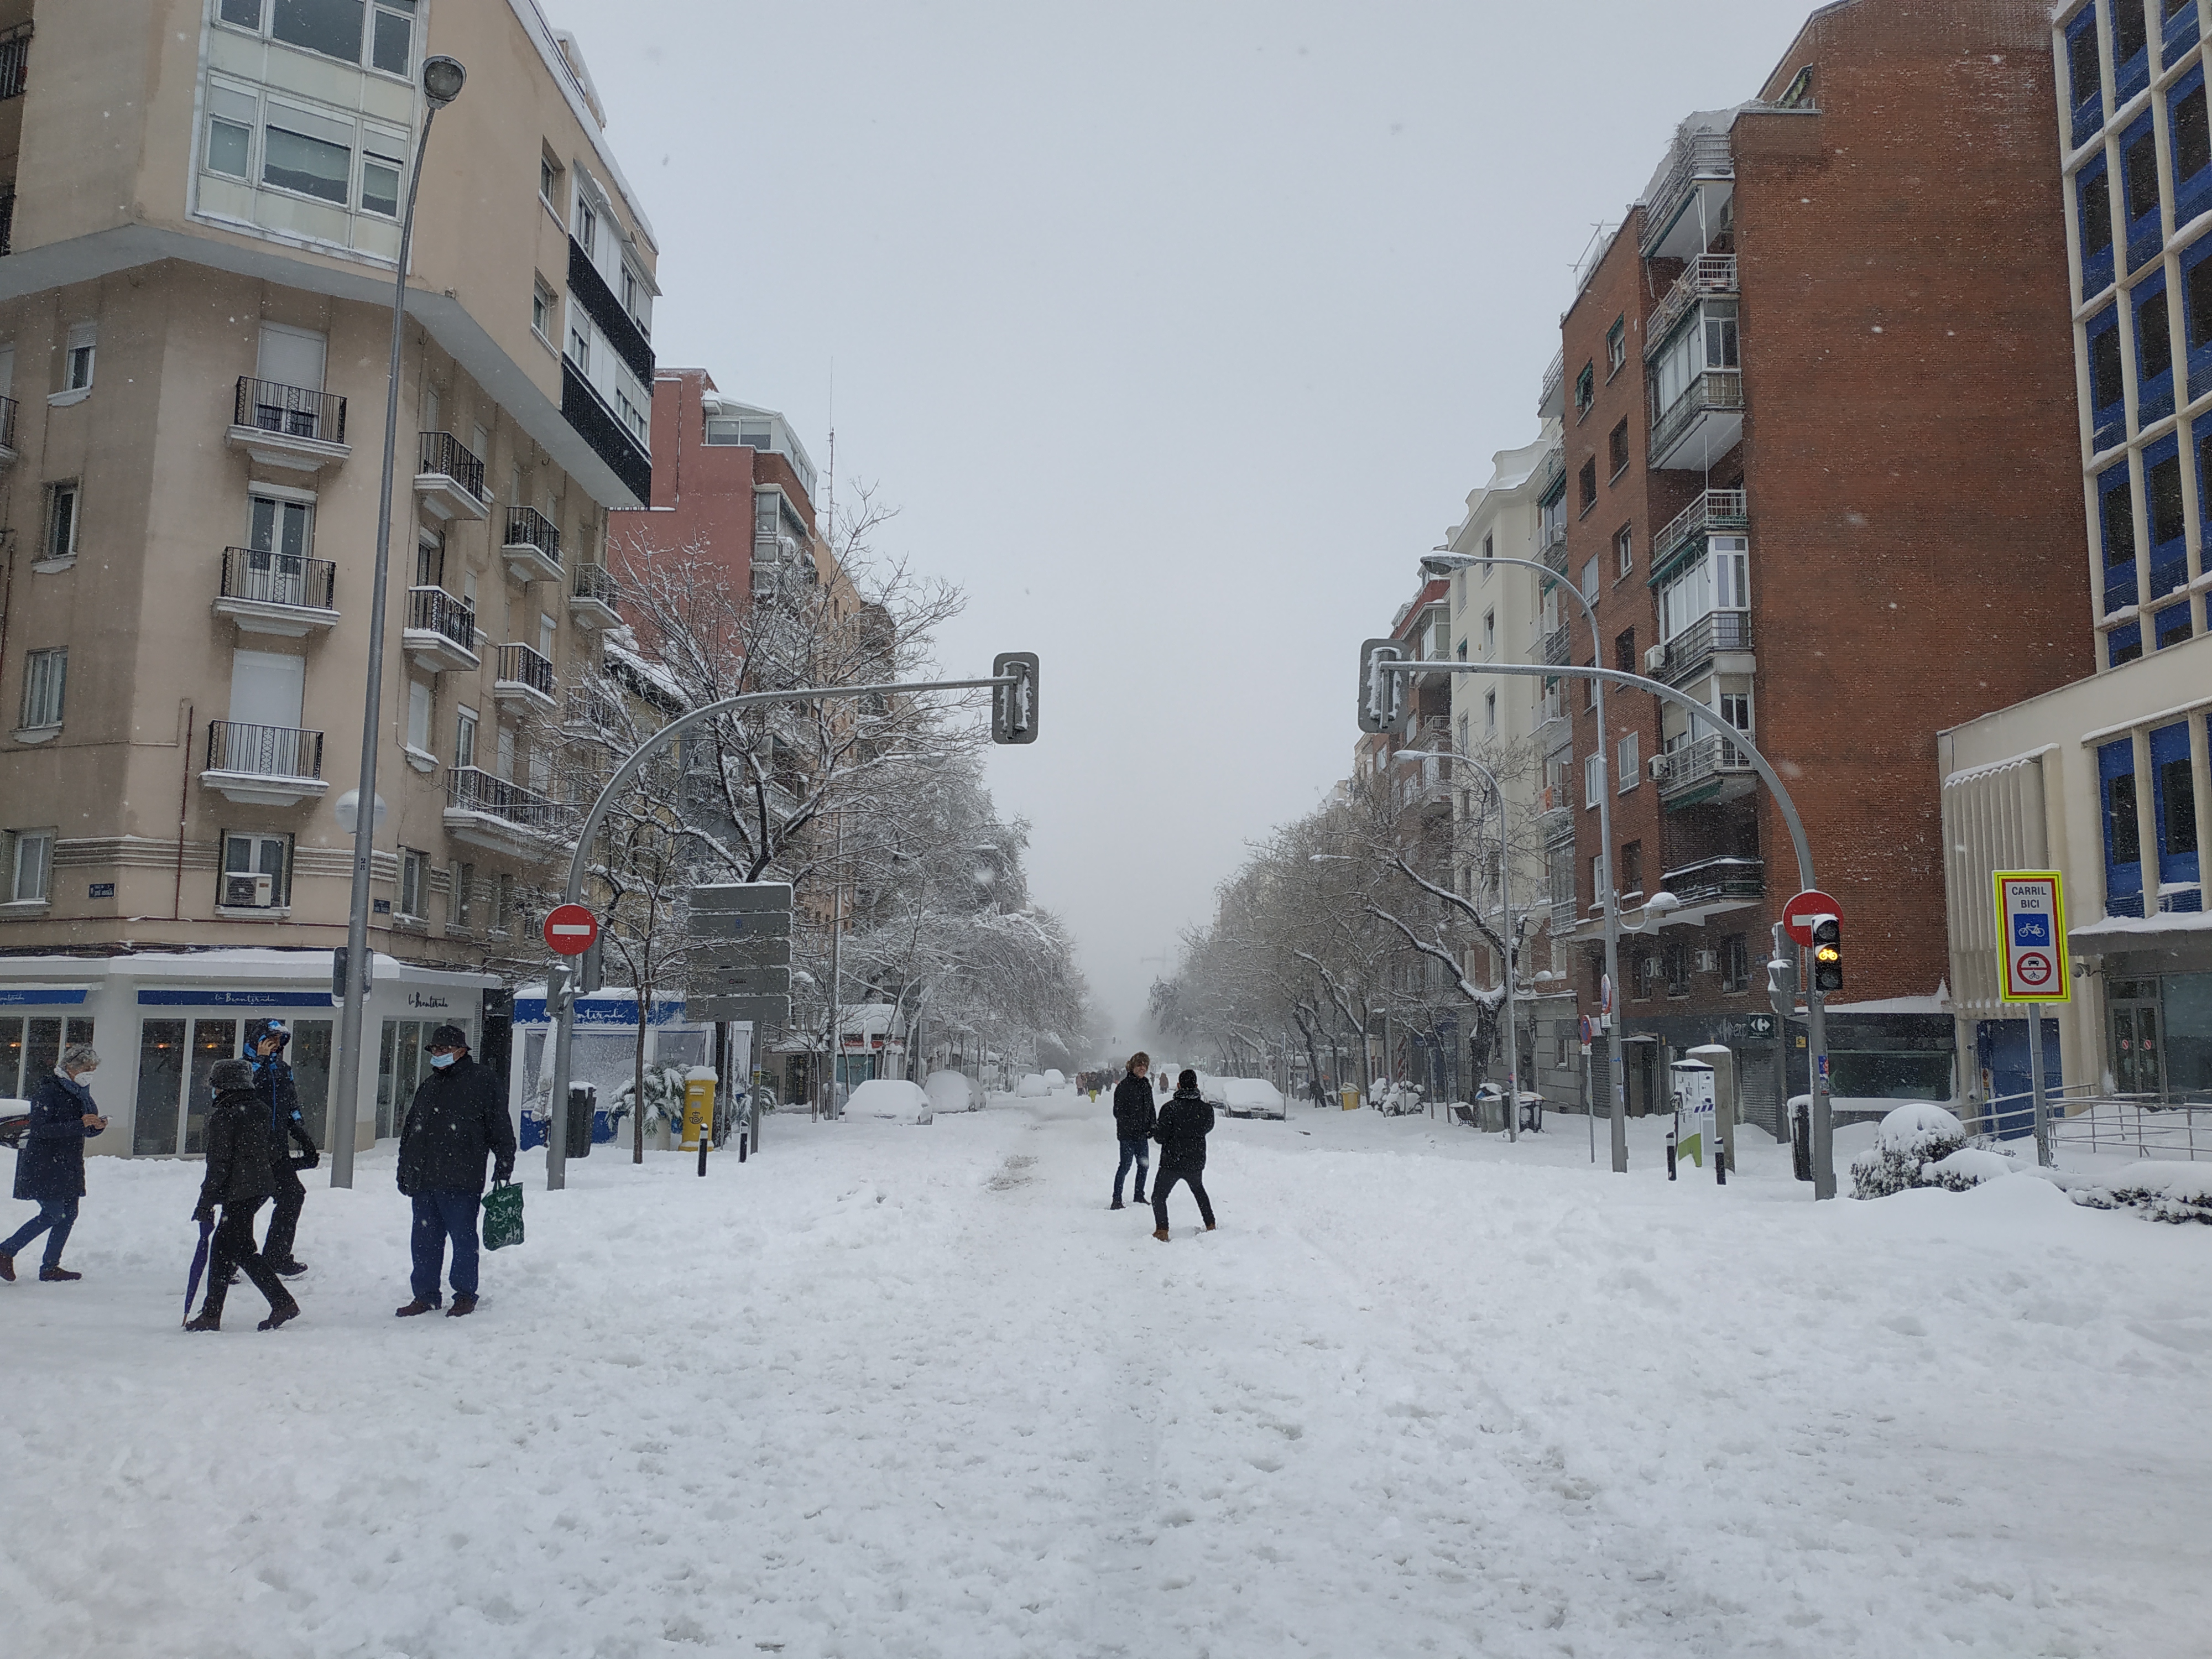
[
  {"x1": 1109, "y1": 1052, "x2": 1157, "y2": 1211},
  {"x1": 394, "y1": 1024, "x2": 515, "y2": 1319},
  {"x1": 1, "y1": 1042, "x2": 107, "y2": 1283},
  {"x1": 1151, "y1": 1068, "x2": 1217, "y2": 1241},
  {"x1": 250, "y1": 1021, "x2": 316, "y2": 1277},
  {"x1": 185, "y1": 1058, "x2": 300, "y2": 1332}
]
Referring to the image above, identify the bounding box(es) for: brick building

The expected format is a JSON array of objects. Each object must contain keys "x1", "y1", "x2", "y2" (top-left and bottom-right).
[{"x1": 1552, "y1": 0, "x2": 2093, "y2": 1123}]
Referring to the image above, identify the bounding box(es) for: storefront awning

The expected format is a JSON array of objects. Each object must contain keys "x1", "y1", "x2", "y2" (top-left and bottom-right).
[{"x1": 2068, "y1": 911, "x2": 2212, "y2": 956}]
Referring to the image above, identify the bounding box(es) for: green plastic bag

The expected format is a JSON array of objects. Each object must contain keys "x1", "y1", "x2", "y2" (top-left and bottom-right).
[{"x1": 482, "y1": 1180, "x2": 524, "y2": 1251}]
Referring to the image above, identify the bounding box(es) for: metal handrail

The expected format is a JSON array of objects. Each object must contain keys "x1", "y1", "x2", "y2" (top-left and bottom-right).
[
  {"x1": 1538, "y1": 348, "x2": 1564, "y2": 413},
  {"x1": 418, "y1": 430, "x2": 486, "y2": 500},
  {"x1": 496, "y1": 641, "x2": 556, "y2": 697},
  {"x1": 1653, "y1": 730, "x2": 1752, "y2": 793},
  {"x1": 236, "y1": 376, "x2": 346, "y2": 445},
  {"x1": 206, "y1": 719, "x2": 324, "y2": 779},
  {"x1": 572, "y1": 561, "x2": 619, "y2": 606},
  {"x1": 0, "y1": 394, "x2": 19, "y2": 450},
  {"x1": 503, "y1": 505, "x2": 562, "y2": 563},
  {"x1": 1645, "y1": 255, "x2": 1739, "y2": 359},
  {"x1": 1658, "y1": 854, "x2": 1763, "y2": 905},
  {"x1": 406, "y1": 585, "x2": 476, "y2": 650},
  {"x1": 1541, "y1": 625, "x2": 1572, "y2": 666},
  {"x1": 1660, "y1": 610, "x2": 1753, "y2": 681},
  {"x1": 0, "y1": 23, "x2": 30, "y2": 102},
  {"x1": 446, "y1": 765, "x2": 561, "y2": 830},
  {"x1": 1641, "y1": 129, "x2": 1734, "y2": 256},
  {"x1": 1974, "y1": 1089, "x2": 2212, "y2": 1161},
  {"x1": 221, "y1": 546, "x2": 336, "y2": 611},
  {"x1": 1653, "y1": 487, "x2": 1748, "y2": 568},
  {"x1": 1649, "y1": 370, "x2": 1745, "y2": 467}
]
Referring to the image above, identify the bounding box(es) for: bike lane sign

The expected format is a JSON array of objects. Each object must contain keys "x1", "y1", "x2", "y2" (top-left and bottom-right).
[{"x1": 1994, "y1": 870, "x2": 2070, "y2": 1004}]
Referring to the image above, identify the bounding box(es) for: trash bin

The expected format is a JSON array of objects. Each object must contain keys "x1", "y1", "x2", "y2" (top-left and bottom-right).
[
  {"x1": 566, "y1": 1082, "x2": 597, "y2": 1160},
  {"x1": 1479, "y1": 1092, "x2": 1506, "y2": 1133},
  {"x1": 1790, "y1": 1099, "x2": 1812, "y2": 1183},
  {"x1": 1340, "y1": 1086, "x2": 1360, "y2": 1112}
]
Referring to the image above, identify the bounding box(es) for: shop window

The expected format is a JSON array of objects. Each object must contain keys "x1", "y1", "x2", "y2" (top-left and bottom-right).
[
  {"x1": 2102, "y1": 737, "x2": 2146, "y2": 916},
  {"x1": 0, "y1": 1014, "x2": 91, "y2": 1100}
]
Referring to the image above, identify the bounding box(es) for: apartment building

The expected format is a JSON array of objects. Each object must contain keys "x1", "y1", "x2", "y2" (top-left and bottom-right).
[
  {"x1": 0, "y1": 0, "x2": 656, "y2": 1155},
  {"x1": 1939, "y1": 0, "x2": 2212, "y2": 1120},
  {"x1": 1432, "y1": 420, "x2": 1580, "y2": 1104},
  {"x1": 1551, "y1": 0, "x2": 2090, "y2": 1125}
]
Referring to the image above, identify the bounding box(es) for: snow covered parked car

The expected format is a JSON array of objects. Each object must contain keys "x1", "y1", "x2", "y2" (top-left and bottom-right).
[
  {"x1": 1205, "y1": 1076, "x2": 1286, "y2": 1119},
  {"x1": 925, "y1": 1071, "x2": 984, "y2": 1114},
  {"x1": 1015, "y1": 1073, "x2": 1053, "y2": 1098},
  {"x1": 847, "y1": 1079, "x2": 934, "y2": 1125}
]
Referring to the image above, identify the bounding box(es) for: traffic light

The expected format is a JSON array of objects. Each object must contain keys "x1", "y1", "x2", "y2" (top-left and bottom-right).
[
  {"x1": 1766, "y1": 950, "x2": 1798, "y2": 1016},
  {"x1": 1811, "y1": 916, "x2": 1843, "y2": 994},
  {"x1": 1357, "y1": 638, "x2": 1406, "y2": 734},
  {"x1": 992, "y1": 651, "x2": 1039, "y2": 744},
  {"x1": 578, "y1": 935, "x2": 604, "y2": 997}
]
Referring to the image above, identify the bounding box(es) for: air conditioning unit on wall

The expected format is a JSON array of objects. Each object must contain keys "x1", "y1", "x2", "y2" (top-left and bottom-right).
[
  {"x1": 224, "y1": 872, "x2": 274, "y2": 909},
  {"x1": 1644, "y1": 644, "x2": 1666, "y2": 673},
  {"x1": 1695, "y1": 948, "x2": 1718, "y2": 974},
  {"x1": 1648, "y1": 755, "x2": 1668, "y2": 781}
]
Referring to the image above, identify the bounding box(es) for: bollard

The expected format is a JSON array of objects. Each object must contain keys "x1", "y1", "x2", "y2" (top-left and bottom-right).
[
  {"x1": 1715, "y1": 1146, "x2": 1727, "y2": 1186},
  {"x1": 1666, "y1": 1129, "x2": 1678, "y2": 1181}
]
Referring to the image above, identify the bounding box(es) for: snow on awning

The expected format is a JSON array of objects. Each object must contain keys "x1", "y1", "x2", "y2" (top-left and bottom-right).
[{"x1": 2069, "y1": 911, "x2": 2212, "y2": 954}]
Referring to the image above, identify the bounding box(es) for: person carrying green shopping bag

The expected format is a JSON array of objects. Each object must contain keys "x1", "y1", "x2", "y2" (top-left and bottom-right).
[{"x1": 393, "y1": 1025, "x2": 514, "y2": 1319}]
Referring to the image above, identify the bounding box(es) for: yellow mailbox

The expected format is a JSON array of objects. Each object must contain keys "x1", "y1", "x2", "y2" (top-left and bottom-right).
[{"x1": 681, "y1": 1072, "x2": 716, "y2": 1152}]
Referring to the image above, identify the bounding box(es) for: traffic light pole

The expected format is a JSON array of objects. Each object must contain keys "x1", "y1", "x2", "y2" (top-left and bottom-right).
[
  {"x1": 540, "y1": 670, "x2": 1022, "y2": 1190},
  {"x1": 1376, "y1": 655, "x2": 1834, "y2": 1196}
]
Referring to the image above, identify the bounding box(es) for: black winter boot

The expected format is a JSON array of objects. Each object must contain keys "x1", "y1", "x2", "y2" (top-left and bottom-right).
[{"x1": 184, "y1": 1308, "x2": 221, "y2": 1332}]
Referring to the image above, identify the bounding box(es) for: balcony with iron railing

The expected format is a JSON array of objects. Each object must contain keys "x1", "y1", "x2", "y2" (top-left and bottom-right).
[
  {"x1": 1542, "y1": 624, "x2": 1573, "y2": 666},
  {"x1": 1658, "y1": 855, "x2": 1764, "y2": 909},
  {"x1": 0, "y1": 24, "x2": 30, "y2": 103},
  {"x1": 1652, "y1": 488, "x2": 1747, "y2": 573},
  {"x1": 403, "y1": 586, "x2": 478, "y2": 672},
  {"x1": 201, "y1": 719, "x2": 328, "y2": 806},
  {"x1": 1645, "y1": 256, "x2": 1738, "y2": 361},
  {"x1": 416, "y1": 430, "x2": 489, "y2": 520},
  {"x1": 0, "y1": 394, "x2": 18, "y2": 460},
  {"x1": 445, "y1": 765, "x2": 564, "y2": 851},
  {"x1": 1658, "y1": 610, "x2": 1753, "y2": 684},
  {"x1": 1648, "y1": 369, "x2": 1745, "y2": 472},
  {"x1": 1653, "y1": 731, "x2": 1755, "y2": 806},
  {"x1": 227, "y1": 377, "x2": 349, "y2": 469},
  {"x1": 1540, "y1": 515, "x2": 1570, "y2": 575},
  {"x1": 569, "y1": 560, "x2": 620, "y2": 628},
  {"x1": 493, "y1": 641, "x2": 557, "y2": 714},
  {"x1": 1538, "y1": 348, "x2": 1564, "y2": 420},
  {"x1": 500, "y1": 505, "x2": 562, "y2": 583},
  {"x1": 215, "y1": 547, "x2": 338, "y2": 637},
  {"x1": 1641, "y1": 128, "x2": 1734, "y2": 259}
]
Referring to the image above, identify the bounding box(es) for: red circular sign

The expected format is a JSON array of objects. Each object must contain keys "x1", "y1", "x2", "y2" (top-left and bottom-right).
[
  {"x1": 1782, "y1": 889, "x2": 1842, "y2": 948},
  {"x1": 542, "y1": 903, "x2": 599, "y2": 956},
  {"x1": 2016, "y1": 950, "x2": 2053, "y2": 988}
]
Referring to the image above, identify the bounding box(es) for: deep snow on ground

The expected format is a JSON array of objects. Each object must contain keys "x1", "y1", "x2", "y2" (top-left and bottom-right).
[{"x1": 5, "y1": 1095, "x2": 2209, "y2": 1658}]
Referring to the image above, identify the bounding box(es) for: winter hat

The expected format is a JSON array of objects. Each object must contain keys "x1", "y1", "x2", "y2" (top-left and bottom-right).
[
  {"x1": 1178, "y1": 1068, "x2": 1199, "y2": 1091},
  {"x1": 250, "y1": 1020, "x2": 290, "y2": 1048},
  {"x1": 427, "y1": 1024, "x2": 469, "y2": 1051},
  {"x1": 209, "y1": 1058, "x2": 257, "y2": 1093}
]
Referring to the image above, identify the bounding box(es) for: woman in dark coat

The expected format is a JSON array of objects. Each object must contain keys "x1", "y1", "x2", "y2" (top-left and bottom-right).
[
  {"x1": 1, "y1": 1042, "x2": 107, "y2": 1282},
  {"x1": 185, "y1": 1059, "x2": 298, "y2": 1332},
  {"x1": 1151, "y1": 1068, "x2": 1217, "y2": 1241}
]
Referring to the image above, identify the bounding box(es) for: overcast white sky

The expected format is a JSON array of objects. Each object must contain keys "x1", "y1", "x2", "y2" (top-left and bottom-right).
[{"x1": 540, "y1": 0, "x2": 1808, "y2": 1045}]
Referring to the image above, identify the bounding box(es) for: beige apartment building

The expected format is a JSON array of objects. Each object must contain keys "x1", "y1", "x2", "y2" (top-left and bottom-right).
[{"x1": 0, "y1": 0, "x2": 658, "y2": 1155}]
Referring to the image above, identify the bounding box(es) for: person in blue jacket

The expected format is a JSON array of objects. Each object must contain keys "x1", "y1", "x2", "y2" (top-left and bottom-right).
[
  {"x1": 1, "y1": 1042, "x2": 108, "y2": 1282},
  {"x1": 249, "y1": 1021, "x2": 316, "y2": 1275}
]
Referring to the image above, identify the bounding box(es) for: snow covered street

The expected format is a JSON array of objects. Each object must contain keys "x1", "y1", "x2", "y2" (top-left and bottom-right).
[{"x1": 7, "y1": 1095, "x2": 2210, "y2": 1658}]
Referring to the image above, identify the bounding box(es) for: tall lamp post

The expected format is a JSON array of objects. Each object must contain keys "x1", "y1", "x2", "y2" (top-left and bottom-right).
[
  {"x1": 1423, "y1": 548, "x2": 1629, "y2": 1170},
  {"x1": 327, "y1": 55, "x2": 467, "y2": 1190}
]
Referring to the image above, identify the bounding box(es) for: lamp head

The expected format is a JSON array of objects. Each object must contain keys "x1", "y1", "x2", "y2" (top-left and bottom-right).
[
  {"x1": 1421, "y1": 551, "x2": 1478, "y2": 577},
  {"x1": 422, "y1": 55, "x2": 467, "y2": 108}
]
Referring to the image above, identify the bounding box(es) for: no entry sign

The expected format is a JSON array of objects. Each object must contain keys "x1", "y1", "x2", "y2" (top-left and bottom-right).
[
  {"x1": 1782, "y1": 889, "x2": 1842, "y2": 948},
  {"x1": 542, "y1": 903, "x2": 599, "y2": 956},
  {"x1": 1993, "y1": 871, "x2": 2070, "y2": 1004}
]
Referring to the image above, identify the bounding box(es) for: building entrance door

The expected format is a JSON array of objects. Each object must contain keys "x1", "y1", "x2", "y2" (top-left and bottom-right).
[{"x1": 2109, "y1": 979, "x2": 2165, "y2": 1097}]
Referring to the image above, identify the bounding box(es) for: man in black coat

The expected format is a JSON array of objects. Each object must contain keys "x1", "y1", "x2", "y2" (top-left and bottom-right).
[
  {"x1": 395, "y1": 1024, "x2": 514, "y2": 1319},
  {"x1": 251, "y1": 1021, "x2": 317, "y2": 1276},
  {"x1": 1151, "y1": 1068, "x2": 1217, "y2": 1241},
  {"x1": 186, "y1": 1058, "x2": 299, "y2": 1332},
  {"x1": 1109, "y1": 1052, "x2": 1156, "y2": 1211},
  {"x1": 1, "y1": 1041, "x2": 106, "y2": 1282}
]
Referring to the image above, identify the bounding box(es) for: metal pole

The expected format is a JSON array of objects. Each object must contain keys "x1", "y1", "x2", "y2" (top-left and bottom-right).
[
  {"x1": 2028, "y1": 1000, "x2": 2051, "y2": 1167},
  {"x1": 830, "y1": 808, "x2": 844, "y2": 1117},
  {"x1": 1770, "y1": 921, "x2": 1792, "y2": 1144},
  {"x1": 328, "y1": 99, "x2": 445, "y2": 1190},
  {"x1": 539, "y1": 672, "x2": 1016, "y2": 1189}
]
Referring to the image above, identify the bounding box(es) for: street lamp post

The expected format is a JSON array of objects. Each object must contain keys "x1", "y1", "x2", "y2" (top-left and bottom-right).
[
  {"x1": 327, "y1": 55, "x2": 467, "y2": 1190},
  {"x1": 1392, "y1": 747, "x2": 1523, "y2": 1141},
  {"x1": 1424, "y1": 549, "x2": 1629, "y2": 1170}
]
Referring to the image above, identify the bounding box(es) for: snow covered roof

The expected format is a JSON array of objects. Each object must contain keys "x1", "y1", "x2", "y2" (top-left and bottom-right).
[{"x1": 2069, "y1": 911, "x2": 2212, "y2": 952}]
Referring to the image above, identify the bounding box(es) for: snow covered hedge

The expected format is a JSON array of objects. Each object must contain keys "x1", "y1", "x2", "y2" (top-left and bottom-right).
[
  {"x1": 2059, "y1": 1161, "x2": 2212, "y2": 1225},
  {"x1": 1850, "y1": 1103, "x2": 1972, "y2": 1198}
]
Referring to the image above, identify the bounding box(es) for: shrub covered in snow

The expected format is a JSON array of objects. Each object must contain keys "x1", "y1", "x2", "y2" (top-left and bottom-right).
[
  {"x1": 1919, "y1": 1146, "x2": 2016, "y2": 1192},
  {"x1": 1850, "y1": 1103, "x2": 1968, "y2": 1198},
  {"x1": 2061, "y1": 1161, "x2": 2212, "y2": 1224}
]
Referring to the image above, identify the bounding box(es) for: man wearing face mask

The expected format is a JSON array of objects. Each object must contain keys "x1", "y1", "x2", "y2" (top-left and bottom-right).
[{"x1": 393, "y1": 1024, "x2": 514, "y2": 1319}]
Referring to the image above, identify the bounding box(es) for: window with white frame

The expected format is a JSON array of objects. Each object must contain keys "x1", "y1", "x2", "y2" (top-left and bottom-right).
[
  {"x1": 1482, "y1": 608, "x2": 1496, "y2": 655},
  {"x1": 399, "y1": 847, "x2": 427, "y2": 919},
  {"x1": 455, "y1": 706, "x2": 478, "y2": 770},
  {"x1": 7, "y1": 828, "x2": 53, "y2": 904},
  {"x1": 64, "y1": 325, "x2": 94, "y2": 392},
  {"x1": 575, "y1": 197, "x2": 598, "y2": 261},
  {"x1": 1615, "y1": 523, "x2": 1634, "y2": 578},
  {"x1": 219, "y1": 830, "x2": 290, "y2": 909},
  {"x1": 532, "y1": 279, "x2": 555, "y2": 343},
  {"x1": 1657, "y1": 536, "x2": 1750, "y2": 641},
  {"x1": 540, "y1": 152, "x2": 562, "y2": 213},
  {"x1": 218, "y1": 0, "x2": 417, "y2": 77},
  {"x1": 19, "y1": 648, "x2": 65, "y2": 730},
  {"x1": 406, "y1": 680, "x2": 432, "y2": 755},
  {"x1": 199, "y1": 75, "x2": 410, "y2": 228},
  {"x1": 45, "y1": 482, "x2": 80, "y2": 562},
  {"x1": 1485, "y1": 689, "x2": 1497, "y2": 733},
  {"x1": 1617, "y1": 731, "x2": 1640, "y2": 790},
  {"x1": 1580, "y1": 556, "x2": 1599, "y2": 604},
  {"x1": 1584, "y1": 752, "x2": 1604, "y2": 808},
  {"x1": 451, "y1": 860, "x2": 474, "y2": 929}
]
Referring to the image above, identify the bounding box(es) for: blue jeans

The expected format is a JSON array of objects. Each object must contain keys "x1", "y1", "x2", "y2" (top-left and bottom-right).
[
  {"x1": 1113, "y1": 1138, "x2": 1149, "y2": 1203},
  {"x1": 410, "y1": 1190, "x2": 481, "y2": 1303},
  {"x1": 3, "y1": 1196, "x2": 79, "y2": 1268}
]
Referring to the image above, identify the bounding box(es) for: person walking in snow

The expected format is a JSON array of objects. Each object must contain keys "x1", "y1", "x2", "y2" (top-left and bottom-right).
[
  {"x1": 394, "y1": 1024, "x2": 515, "y2": 1319},
  {"x1": 250, "y1": 1021, "x2": 316, "y2": 1276},
  {"x1": 1, "y1": 1042, "x2": 107, "y2": 1284},
  {"x1": 1151, "y1": 1068, "x2": 1217, "y2": 1241},
  {"x1": 185, "y1": 1058, "x2": 300, "y2": 1332},
  {"x1": 1110, "y1": 1052, "x2": 1156, "y2": 1211}
]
